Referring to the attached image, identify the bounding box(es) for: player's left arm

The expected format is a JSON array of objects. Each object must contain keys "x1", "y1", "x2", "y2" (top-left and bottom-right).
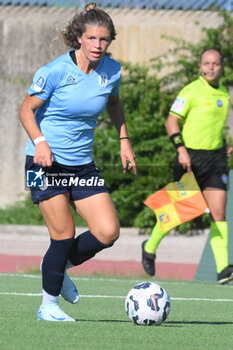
[{"x1": 106, "y1": 94, "x2": 136, "y2": 174}]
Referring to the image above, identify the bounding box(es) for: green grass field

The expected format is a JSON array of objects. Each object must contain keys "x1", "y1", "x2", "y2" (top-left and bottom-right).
[{"x1": 1, "y1": 274, "x2": 233, "y2": 350}]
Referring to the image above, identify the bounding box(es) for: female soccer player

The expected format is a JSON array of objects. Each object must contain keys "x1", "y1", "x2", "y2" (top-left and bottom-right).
[{"x1": 20, "y1": 2, "x2": 136, "y2": 321}]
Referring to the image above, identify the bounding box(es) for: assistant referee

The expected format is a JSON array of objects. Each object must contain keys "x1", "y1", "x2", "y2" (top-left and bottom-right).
[{"x1": 142, "y1": 49, "x2": 233, "y2": 284}]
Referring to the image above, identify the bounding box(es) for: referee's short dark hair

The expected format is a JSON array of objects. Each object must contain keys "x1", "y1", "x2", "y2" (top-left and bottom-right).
[{"x1": 200, "y1": 48, "x2": 224, "y2": 64}]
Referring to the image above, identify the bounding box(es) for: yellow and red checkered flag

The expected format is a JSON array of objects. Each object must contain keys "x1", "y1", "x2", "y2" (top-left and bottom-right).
[{"x1": 144, "y1": 172, "x2": 209, "y2": 232}]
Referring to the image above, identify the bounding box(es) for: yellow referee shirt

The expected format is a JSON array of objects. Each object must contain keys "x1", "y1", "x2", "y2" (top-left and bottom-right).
[{"x1": 169, "y1": 76, "x2": 230, "y2": 150}]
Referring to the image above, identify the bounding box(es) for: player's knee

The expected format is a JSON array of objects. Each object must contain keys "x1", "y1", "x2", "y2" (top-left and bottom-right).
[
  {"x1": 96, "y1": 220, "x2": 120, "y2": 245},
  {"x1": 109, "y1": 221, "x2": 120, "y2": 244},
  {"x1": 48, "y1": 224, "x2": 75, "y2": 240}
]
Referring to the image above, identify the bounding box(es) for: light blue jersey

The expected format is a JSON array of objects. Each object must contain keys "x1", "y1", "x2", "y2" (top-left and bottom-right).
[{"x1": 24, "y1": 51, "x2": 121, "y2": 165}]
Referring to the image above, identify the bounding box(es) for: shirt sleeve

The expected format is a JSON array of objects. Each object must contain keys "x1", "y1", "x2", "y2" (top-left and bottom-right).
[
  {"x1": 110, "y1": 73, "x2": 122, "y2": 96},
  {"x1": 169, "y1": 85, "x2": 192, "y2": 119},
  {"x1": 28, "y1": 66, "x2": 57, "y2": 100}
]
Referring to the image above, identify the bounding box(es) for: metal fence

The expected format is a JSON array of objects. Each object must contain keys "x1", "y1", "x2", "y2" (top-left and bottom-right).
[{"x1": 0, "y1": 0, "x2": 232, "y2": 10}]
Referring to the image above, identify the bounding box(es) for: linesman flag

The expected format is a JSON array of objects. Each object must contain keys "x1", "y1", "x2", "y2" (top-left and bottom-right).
[{"x1": 144, "y1": 172, "x2": 209, "y2": 232}]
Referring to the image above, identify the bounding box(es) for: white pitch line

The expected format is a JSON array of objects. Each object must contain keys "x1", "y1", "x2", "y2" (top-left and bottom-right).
[
  {"x1": 172, "y1": 297, "x2": 233, "y2": 302},
  {"x1": 0, "y1": 273, "x2": 142, "y2": 283},
  {"x1": 0, "y1": 292, "x2": 42, "y2": 296},
  {"x1": 0, "y1": 292, "x2": 233, "y2": 302},
  {"x1": 80, "y1": 295, "x2": 124, "y2": 299},
  {"x1": 0, "y1": 273, "x2": 225, "y2": 287},
  {"x1": 0, "y1": 273, "x2": 40, "y2": 279}
]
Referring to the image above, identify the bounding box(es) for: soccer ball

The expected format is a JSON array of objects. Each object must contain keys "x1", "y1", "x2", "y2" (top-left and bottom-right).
[{"x1": 125, "y1": 281, "x2": 170, "y2": 326}]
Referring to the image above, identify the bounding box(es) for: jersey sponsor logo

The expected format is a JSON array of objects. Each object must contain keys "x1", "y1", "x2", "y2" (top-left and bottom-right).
[
  {"x1": 217, "y1": 99, "x2": 223, "y2": 107},
  {"x1": 171, "y1": 97, "x2": 186, "y2": 114},
  {"x1": 99, "y1": 72, "x2": 108, "y2": 88},
  {"x1": 66, "y1": 75, "x2": 77, "y2": 84},
  {"x1": 34, "y1": 76, "x2": 46, "y2": 92}
]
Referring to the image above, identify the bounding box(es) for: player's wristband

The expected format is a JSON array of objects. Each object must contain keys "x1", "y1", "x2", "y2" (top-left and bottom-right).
[
  {"x1": 170, "y1": 133, "x2": 184, "y2": 149},
  {"x1": 33, "y1": 136, "x2": 46, "y2": 145}
]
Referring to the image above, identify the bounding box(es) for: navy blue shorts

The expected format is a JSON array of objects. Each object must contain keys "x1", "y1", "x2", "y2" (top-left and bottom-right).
[
  {"x1": 173, "y1": 148, "x2": 228, "y2": 191},
  {"x1": 25, "y1": 156, "x2": 109, "y2": 204}
]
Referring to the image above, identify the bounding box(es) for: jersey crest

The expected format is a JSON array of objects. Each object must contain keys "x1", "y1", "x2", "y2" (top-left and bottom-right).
[
  {"x1": 217, "y1": 99, "x2": 223, "y2": 107},
  {"x1": 99, "y1": 72, "x2": 108, "y2": 88}
]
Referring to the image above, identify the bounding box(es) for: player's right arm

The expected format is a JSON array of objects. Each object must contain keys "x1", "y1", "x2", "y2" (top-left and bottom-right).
[
  {"x1": 19, "y1": 94, "x2": 53, "y2": 167},
  {"x1": 165, "y1": 114, "x2": 191, "y2": 173}
]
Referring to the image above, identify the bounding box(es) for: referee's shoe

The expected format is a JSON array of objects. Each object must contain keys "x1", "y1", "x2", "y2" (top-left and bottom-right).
[
  {"x1": 141, "y1": 240, "x2": 156, "y2": 276},
  {"x1": 217, "y1": 265, "x2": 233, "y2": 284}
]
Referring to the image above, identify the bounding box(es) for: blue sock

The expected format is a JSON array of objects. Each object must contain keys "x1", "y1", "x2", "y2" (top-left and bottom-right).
[
  {"x1": 42, "y1": 238, "x2": 74, "y2": 296},
  {"x1": 69, "y1": 230, "x2": 111, "y2": 266}
]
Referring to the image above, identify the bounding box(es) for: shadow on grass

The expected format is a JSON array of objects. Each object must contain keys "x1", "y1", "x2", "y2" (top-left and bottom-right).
[
  {"x1": 75, "y1": 319, "x2": 131, "y2": 323},
  {"x1": 165, "y1": 320, "x2": 233, "y2": 325},
  {"x1": 75, "y1": 319, "x2": 233, "y2": 325}
]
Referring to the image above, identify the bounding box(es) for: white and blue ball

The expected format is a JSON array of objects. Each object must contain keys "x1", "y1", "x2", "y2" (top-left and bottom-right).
[{"x1": 125, "y1": 281, "x2": 170, "y2": 326}]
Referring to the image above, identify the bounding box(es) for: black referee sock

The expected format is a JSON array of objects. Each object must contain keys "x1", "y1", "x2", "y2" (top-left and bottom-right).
[
  {"x1": 42, "y1": 237, "x2": 74, "y2": 296},
  {"x1": 69, "y1": 230, "x2": 111, "y2": 266}
]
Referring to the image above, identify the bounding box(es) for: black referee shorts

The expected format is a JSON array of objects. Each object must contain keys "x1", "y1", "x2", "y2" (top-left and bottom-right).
[{"x1": 173, "y1": 148, "x2": 228, "y2": 191}]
